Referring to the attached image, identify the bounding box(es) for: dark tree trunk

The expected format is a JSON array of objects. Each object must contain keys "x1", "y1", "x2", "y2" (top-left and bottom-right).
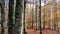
[
  {"x1": 35, "y1": 0, "x2": 38, "y2": 31},
  {"x1": 1, "y1": 0, "x2": 5, "y2": 34},
  {"x1": 31, "y1": 8, "x2": 34, "y2": 29},
  {"x1": 39, "y1": 0, "x2": 42, "y2": 34},
  {"x1": 0, "y1": 0, "x2": 2, "y2": 34},
  {"x1": 43, "y1": 14, "x2": 45, "y2": 29},
  {"x1": 0, "y1": 3, "x2": 1, "y2": 26},
  {"x1": 8, "y1": 0, "x2": 14, "y2": 34}
]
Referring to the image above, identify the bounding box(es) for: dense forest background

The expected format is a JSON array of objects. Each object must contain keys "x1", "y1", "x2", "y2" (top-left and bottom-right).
[{"x1": 0, "y1": 0, "x2": 60, "y2": 34}]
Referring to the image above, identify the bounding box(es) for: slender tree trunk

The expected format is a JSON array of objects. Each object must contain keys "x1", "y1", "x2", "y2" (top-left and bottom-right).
[
  {"x1": 43, "y1": 14, "x2": 45, "y2": 29},
  {"x1": 12, "y1": 0, "x2": 16, "y2": 34},
  {"x1": 0, "y1": 0, "x2": 2, "y2": 34},
  {"x1": 31, "y1": 7, "x2": 34, "y2": 29},
  {"x1": 1, "y1": 0, "x2": 9, "y2": 34},
  {"x1": 8, "y1": 0, "x2": 14, "y2": 34},
  {"x1": 39, "y1": 0, "x2": 42, "y2": 34},
  {"x1": 4, "y1": 0, "x2": 9, "y2": 34},
  {"x1": 23, "y1": 0, "x2": 27, "y2": 34},
  {"x1": 1, "y1": 0, "x2": 5, "y2": 34},
  {"x1": 31, "y1": 9, "x2": 34, "y2": 29},
  {"x1": 48, "y1": 9, "x2": 51, "y2": 29},
  {"x1": 20, "y1": 0, "x2": 25, "y2": 34},
  {"x1": 35, "y1": 0, "x2": 38, "y2": 31},
  {"x1": 53, "y1": 0, "x2": 57, "y2": 31},
  {"x1": 13, "y1": 0, "x2": 16, "y2": 32},
  {"x1": 31, "y1": 0, "x2": 34, "y2": 29},
  {"x1": 43, "y1": 0, "x2": 46, "y2": 29},
  {"x1": 0, "y1": 0, "x2": 1, "y2": 23}
]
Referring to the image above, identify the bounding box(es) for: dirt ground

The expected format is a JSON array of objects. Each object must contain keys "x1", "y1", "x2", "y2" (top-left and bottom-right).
[
  {"x1": 27, "y1": 28, "x2": 60, "y2": 34},
  {"x1": 0, "y1": 27, "x2": 60, "y2": 34}
]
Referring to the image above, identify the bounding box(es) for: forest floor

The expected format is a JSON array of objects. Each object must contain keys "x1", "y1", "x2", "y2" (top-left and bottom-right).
[
  {"x1": 26, "y1": 23, "x2": 60, "y2": 34},
  {"x1": 27, "y1": 28, "x2": 60, "y2": 34},
  {"x1": 0, "y1": 27, "x2": 60, "y2": 34}
]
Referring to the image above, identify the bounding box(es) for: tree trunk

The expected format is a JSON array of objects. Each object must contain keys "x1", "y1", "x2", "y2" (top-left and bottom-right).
[
  {"x1": 43, "y1": 14, "x2": 45, "y2": 29},
  {"x1": 35, "y1": 0, "x2": 38, "y2": 31},
  {"x1": 39, "y1": 0, "x2": 42, "y2": 34},
  {"x1": 13, "y1": 0, "x2": 24, "y2": 34},
  {"x1": 53, "y1": 0, "x2": 57, "y2": 31},
  {"x1": 4, "y1": 0, "x2": 9, "y2": 34},
  {"x1": 0, "y1": 1, "x2": 2, "y2": 34},
  {"x1": 1, "y1": 0, "x2": 5, "y2": 34},
  {"x1": 8, "y1": 0, "x2": 14, "y2": 34},
  {"x1": 43, "y1": 0, "x2": 46, "y2": 29},
  {"x1": 23, "y1": 0, "x2": 27, "y2": 34}
]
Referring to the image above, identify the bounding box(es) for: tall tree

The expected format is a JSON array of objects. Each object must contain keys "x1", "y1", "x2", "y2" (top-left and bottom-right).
[
  {"x1": 53, "y1": 0, "x2": 59, "y2": 32},
  {"x1": 0, "y1": 0, "x2": 2, "y2": 26},
  {"x1": 31, "y1": 6, "x2": 34, "y2": 29},
  {"x1": 43, "y1": 0, "x2": 46, "y2": 29},
  {"x1": 4, "y1": 0, "x2": 9, "y2": 34},
  {"x1": 48, "y1": 6, "x2": 51, "y2": 29},
  {"x1": 39, "y1": 0, "x2": 42, "y2": 34},
  {"x1": 35, "y1": 0, "x2": 38, "y2": 31},
  {"x1": 0, "y1": 0, "x2": 2, "y2": 34},
  {"x1": 8, "y1": 0, "x2": 14, "y2": 34},
  {"x1": 23, "y1": 0, "x2": 27, "y2": 34},
  {"x1": 1, "y1": 0, "x2": 9, "y2": 34},
  {"x1": 13, "y1": 0, "x2": 23, "y2": 34},
  {"x1": 53, "y1": 0, "x2": 57, "y2": 31}
]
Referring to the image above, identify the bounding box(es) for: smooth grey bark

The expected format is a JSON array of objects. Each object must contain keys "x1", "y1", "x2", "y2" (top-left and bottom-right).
[
  {"x1": 20, "y1": 0, "x2": 24, "y2": 34},
  {"x1": 13, "y1": 0, "x2": 16, "y2": 27},
  {"x1": 23, "y1": 0, "x2": 27, "y2": 34},
  {"x1": 13, "y1": 0, "x2": 24, "y2": 34}
]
